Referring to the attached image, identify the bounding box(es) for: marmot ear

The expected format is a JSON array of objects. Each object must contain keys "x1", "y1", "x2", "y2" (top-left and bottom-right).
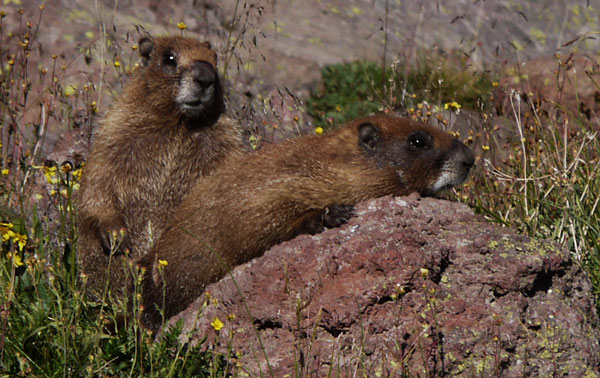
[
  {"x1": 358, "y1": 122, "x2": 379, "y2": 151},
  {"x1": 138, "y1": 37, "x2": 154, "y2": 66}
]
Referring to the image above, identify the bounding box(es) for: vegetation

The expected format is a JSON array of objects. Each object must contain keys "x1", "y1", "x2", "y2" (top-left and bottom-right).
[
  {"x1": 0, "y1": 5, "x2": 231, "y2": 377},
  {"x1": 307, "y1": 51, "x2": 495, "y2": 128},
  {"x1": 0, "y1": 2, "x2": 598, "y2": 377}
]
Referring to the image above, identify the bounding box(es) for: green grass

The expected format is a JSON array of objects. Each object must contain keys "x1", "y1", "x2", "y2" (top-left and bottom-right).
[{"x1": 306, "y1": 51, "x2": 496, "y2": 128}]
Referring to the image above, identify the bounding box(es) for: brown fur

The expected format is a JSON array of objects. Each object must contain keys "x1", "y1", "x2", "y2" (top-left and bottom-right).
[
  {"x1": 137, "y1": 115, "x2": 474, "y2": 329},
  {"x1": 77, "y1": 36, "x2": 244, "y2": 298}
]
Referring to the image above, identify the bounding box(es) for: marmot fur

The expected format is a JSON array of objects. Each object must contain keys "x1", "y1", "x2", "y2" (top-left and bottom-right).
[{"x1": 137, "y1": 115, "x2": 474, "y2": 329}]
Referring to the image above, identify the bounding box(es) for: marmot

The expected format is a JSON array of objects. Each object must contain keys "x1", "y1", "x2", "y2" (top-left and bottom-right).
[
  {"x1": 137, "y1": 115, "x2": 474, "y2": 329},
  {"x1": 77, "y1": 35, "x2": 244, "y2": 298}
]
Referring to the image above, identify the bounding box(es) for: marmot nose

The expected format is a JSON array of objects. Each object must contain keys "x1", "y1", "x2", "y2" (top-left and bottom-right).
[
  {"x1": 190, "y1": 61, "x2": 216, "y2": 89},
  {"x1": 452, "y1": 139, "x2": 475, "y2": 171}
]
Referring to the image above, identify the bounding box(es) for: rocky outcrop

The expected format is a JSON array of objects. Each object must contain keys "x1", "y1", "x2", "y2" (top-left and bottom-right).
[{"x1": 170, "y1": 194, "x2": 600, "y2": 377}]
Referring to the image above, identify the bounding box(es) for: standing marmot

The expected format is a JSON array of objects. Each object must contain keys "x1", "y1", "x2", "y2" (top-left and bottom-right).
[
  {"x1": 77, "y1": 35, "x2": 244, "y2": 298},
  {"x1": 137, "y1": 115, "x2": 475, "y2": 329}
]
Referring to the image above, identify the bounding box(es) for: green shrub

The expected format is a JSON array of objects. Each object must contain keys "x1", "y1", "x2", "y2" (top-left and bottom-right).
[
  {"x1": 306, "y1": 61, "x2": 384, "y2": 127},
  {"x1": 307, "y1": 52, "x2": 495, "y2": 128}
]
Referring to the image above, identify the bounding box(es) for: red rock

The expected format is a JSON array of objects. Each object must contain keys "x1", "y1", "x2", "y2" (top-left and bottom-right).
[{"x1": 171, "y1": 195, "x2": 600, "y2": 376}]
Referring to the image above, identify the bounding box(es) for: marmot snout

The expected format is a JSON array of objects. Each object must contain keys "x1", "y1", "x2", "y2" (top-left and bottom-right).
[{"x1": 137, "y1": 36, "x2": 223, "y2": 125}]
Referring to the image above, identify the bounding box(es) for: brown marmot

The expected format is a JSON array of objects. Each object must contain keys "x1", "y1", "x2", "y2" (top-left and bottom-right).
[
  {"x1": 136, "y1": 115, "x2": 474, "y2": 330},
  {"x1": 77, "y1": 35, "x2": 244, "y2": 298}
]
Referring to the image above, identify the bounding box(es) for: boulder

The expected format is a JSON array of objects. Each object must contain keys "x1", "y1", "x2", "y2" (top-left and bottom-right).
[{"x1": 171, "y1": 194, "x2": 600, "y2": 377}]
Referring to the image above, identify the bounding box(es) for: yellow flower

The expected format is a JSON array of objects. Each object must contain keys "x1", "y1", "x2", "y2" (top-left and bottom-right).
[
  {"x1": 158, "y1": 259, "x2": 168, "y2": 267},
  {"x1": 42, "y1": 165, "x2": 58, "y2": 185},
  {"x1": 64, "y1": 84, "x2": 77, "y2": 97},
  {"x1": 1, "y1": 169, "x2": 8, "y2": 176},
  {"x1": 482, "y1": 145, "x2": 490, "y2": 151},
  {"x1": 335, "y1": 105, "x2": 342, "y2": 112},
  {"x1": 177, "y1": 22, "x2": 187, "y2": 30},
  {"x1": 14, "y1": 233, "x2": 27, "y2": 251},
  {"x1": 492, "y1": 81, "x2": 499, "y2": 87},
  {"x1": 114, "y1": 60, "x2": 121, "y2": 68},
  {"x1": 7, "y1": 253, "x2": 24, "y2": 267},
  {"x1": 72, "y1": 167, "x2": 83, "y2": 180},
  {"x1": 315, "y1": 127, "x2": 324, "y2": 135},
  {"x1": 444, "y1": 101, "x2": 462, "y2": 110},
  {"x1": 211, "y1": 317, "x2": 224, "y2": 331},
  {"x1": 420, "y1": 268, "x2": 429, "y2": 278},
  {"x1": 0, "y1": 222, "x2": 14, "y2": 241}
]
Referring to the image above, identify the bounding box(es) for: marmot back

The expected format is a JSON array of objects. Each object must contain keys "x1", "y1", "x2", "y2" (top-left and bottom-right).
[
  {"x1": 138, "y1": 115, "x2": 475, "y2": 330},
  {"x1": 77, "y1": 35, "x2": 244, "y2": 299}
]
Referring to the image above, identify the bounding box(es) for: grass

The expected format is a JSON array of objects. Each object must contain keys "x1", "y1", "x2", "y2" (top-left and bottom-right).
[
  {"x1": 0, "y1": 2, "x2": 599, "y2": 377},
  {"x1": 307, "y1": 50, "x2": 496, "y2": 129}
]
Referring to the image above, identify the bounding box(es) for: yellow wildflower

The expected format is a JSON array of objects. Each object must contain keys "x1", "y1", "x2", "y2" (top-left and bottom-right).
[
  {"x1": 72, "y1": 166, "x2": 83, "y2": 180},
  {"x1": 114, "y1": 60, "x2": 121, "y2": 68},
  {"x1": 420, "y1": 268, "x2": 429, "y2": 278},
  {"x1": 211, "y1": 317, "x2": 224, "y2": 331},
  {"x1": 158, "y1": 259, "x2": 168, "y2": 267},
  {"x1": 492, "y1": 81, "x2": 499, "y2": 87},
  {"x1": 1, "y1": 169, "x2": 8, "y2": 176},
  {"x1": 482, "y1": 145, "x2": 490, "y2": 151},
  {"x1": 14, "y1": 233, "x2": 27, "y2": 251},
  {"x1": 0, "y1": 222, "x2": 14, "y2": 241},
  {"x1": 315, "y1": 127, "x2": 324, "y2": 135},
  {"x1": 64, "y1": 84, "x2": 77, "y2": 97},
  {"x1": 8, "y1": 253, "x2": 24, "y2": 267},
  {"x1": 444, "y1": 101, "x2": 462, "y2": 111},
  {"x1": 177, "y1": 22, "x2": 187, "y2": 30},
  {"x1": 42, "y1": 165, "x2": 58, "y2": 185}
]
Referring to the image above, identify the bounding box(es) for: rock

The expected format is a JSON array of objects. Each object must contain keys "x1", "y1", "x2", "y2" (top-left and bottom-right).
[
  {"x1": 170, "y1": 194, "x2": 600, "y2": 377},
  {"x1": 496, "y1": 54, "x2": 600, "y2": 127}
]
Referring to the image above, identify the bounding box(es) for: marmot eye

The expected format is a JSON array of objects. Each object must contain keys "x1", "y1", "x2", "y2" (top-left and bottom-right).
[
  {"x1": 163, "y1": 51, "x2": 177, "y2": 67},
  {"x1": 408, "y1": 133, "x2": 430, "y2": 150}
]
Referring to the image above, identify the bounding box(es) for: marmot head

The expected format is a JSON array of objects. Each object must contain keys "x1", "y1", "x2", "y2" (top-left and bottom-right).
[
  {"x1": 137, "y1": 35, "x2": 224, "y2": 126},
  {"x1": 356, "y1": 116, "x2": 475, "y2": 196}
]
